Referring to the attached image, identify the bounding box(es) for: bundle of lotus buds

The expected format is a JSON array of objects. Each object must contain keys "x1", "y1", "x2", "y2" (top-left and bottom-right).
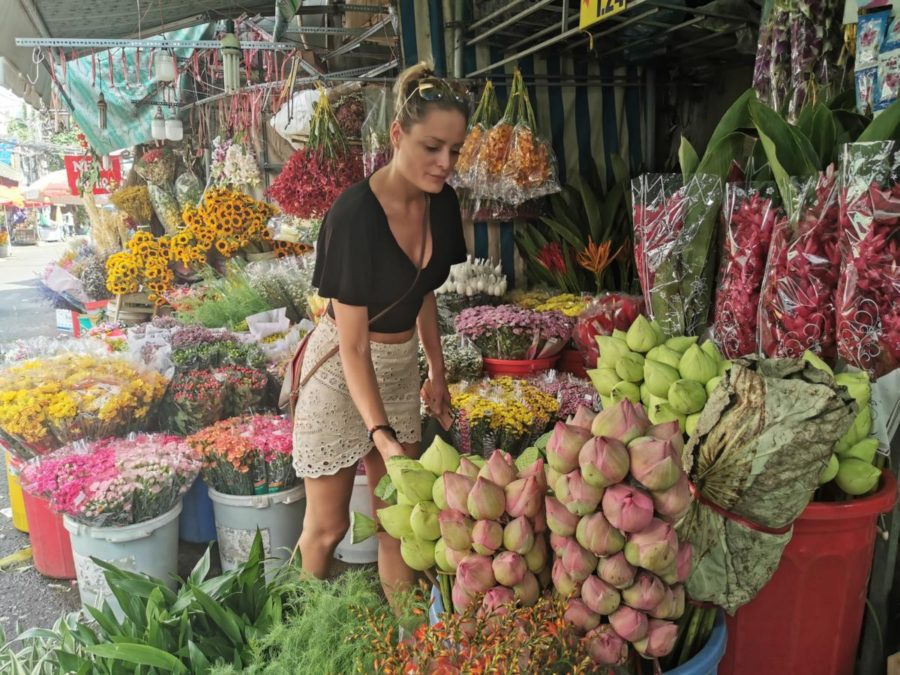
[{"x1": 435, "y1": 255, "x2": 508, "y2": 298}]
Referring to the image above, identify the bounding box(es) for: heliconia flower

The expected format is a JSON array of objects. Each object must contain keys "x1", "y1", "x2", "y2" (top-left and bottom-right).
[
  {"x1": 552, "y1": 558, "x2": 581, "y2": 597},
  {"x1": 581, "y1": 575, "x2": 622, "y2": 615},
  {"x1": 583, "y1": 625, "x2": 629, "y2": 666},
  {"x1": 652, "y1": 473, "x2": 693, "y2": 522},
  {"x1": 632, "y1": 619, "x2": 679, "y2": 658},
  {"x1": 546, "y1": 496, "x2": 580, "y2": 536},
  {"x1": 568, "y1": 405, "x2": 597, "y2": 431},
  {"x1": 517, "y1": 457, "x2": 548, "y2": 492},
  {"x1": 505, "y1": 476, "x2": 543, "y2": 519},
  {"x1": 503, "y1": 516, "x2": 535, "y2": 555},
  {"x1": 478, "y1": 449, "x2": 517, "y2": 488},
  {"x1": 524, "y1": 533, "x2": 549, "y2": 574},
  {"x1": 622, "y1": 571, "x2": 667, "y2": 611},
  {"x1": 624, "y1": 519, "x2": 680, "y2": 574},
  {"x1": 561, "y1": 537, "x2": 598, "y2": 583},
  {"x1": 456, "y1": 456, "x2": 481, "y2": 478},
  {"x1": 591, "y1": 400, "x2": 650, "y2": 444},
  {"x1": 467, "y1": 477, "x2": 506, "y2": 521},
  {"x1": 627, "y1": 437, "x2": 682, "y2": 491},
  {"x1": 472, "y1": 519, "x2": 503, "y2": 555},
  {"x1": 376, "y1": 504, "x2": 414, "y2": 539},
  {"x1": 492, "y1": 551, "x2": 527, "y2": 587},
  {"x1": 439, "y1": 509, "x2": 473, "y2": 550},
  {"x1": 456, "y1": 554, "x2": 496, "y2": 594},
  {"x1": 513, "y1": 570, "x2": 540, "y2": 607},
  {"x1": 676, "y1": 541, "x2": 692, "y2": 583},
  {"x1": 576, "y1": 512, "x2": 625, "y2": 557},
  {"x1": 597, "y1": 552, "x2": 637, "y2": 589},
  {"x1": 481, "y1": 586, "x2": 516, "y2": 616},
  {"x1": 409, "y1": 501, "x2": 441, "y2": 541},
  {"x1": 579, "y1": 436, "x2": 630, "y2": 488},
  {"x1": 601, "y1": 484, "x2": 654, "y2": 533},
  {"x1": 555, "y1": 471, "x2": 604, "y2": 516},
  {"x1": 546, "y1": 422, "x2": 593, "y2": 473},
  {"x1": 419, "y1": 435, "x2": 460, "y2": 476},
  {"x1": 565, "y1": 598, "x2": 602, "y2": 634},
  {"x1": 399, "y1": 537, "x2": 435, "y2": 571},
  {"x1": 609, "y1": 605, "x2": 649, "y2": 642},
  {"x1": 444, "y1": 473, "x2": 475, "y2": 514},
  {"x1": 452, "y1": 579, "x2": 476, "y2": 612}
]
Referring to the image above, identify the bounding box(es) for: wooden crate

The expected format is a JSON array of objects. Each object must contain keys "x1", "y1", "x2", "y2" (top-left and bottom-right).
[{"x1": 110, "y1": 292, "x2": 155, "y2": 326}]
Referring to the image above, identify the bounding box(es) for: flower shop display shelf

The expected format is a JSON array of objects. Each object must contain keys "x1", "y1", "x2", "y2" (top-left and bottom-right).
[{"x1": 109, "y1": 291, "x2": 156, "y2": 326}]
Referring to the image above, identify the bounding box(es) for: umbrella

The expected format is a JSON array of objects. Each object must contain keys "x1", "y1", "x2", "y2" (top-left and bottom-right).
[
  {"x1": 22, "y1": 170, "x2": 82, "y2": 206},
  {"x1": 0, "y1": 185, "x2": 24, "y2": 207}
]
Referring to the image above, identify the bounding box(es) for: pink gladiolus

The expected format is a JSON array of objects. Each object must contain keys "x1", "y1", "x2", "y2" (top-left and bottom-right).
[
  {"x1": 633, "y1": 619, "x2": 679, "y2": 658},
  {"x1": 576, "y1": 511, "x2": 625, "y2": 557},
  {"x1": 579, "y1": 435, "x2": 630, "y2": 488},
  {"x1": 628, "y1": 436, "x2": 681, "y2": 491},
  {"x1": 546, "y1": 422, "x2": 593, "y2": 473},
  {"x1": 444, "y1": 473, "x2": 475, "y2": 514},
  {"x1": 467, "y1": 477, "x2": 506, "y2": 520},
  {"x1": 581, "y1": 574, "x2": 622, "y2": 615},
  {"x1": 472, "y1": 519, "x2": 503, "y2": 555},
  {"x1": 492, "y1": 551, "x2": 527, "y2": 587},
  {"x1": 561, "y1": 537, "x2": 598, "y2": 583},
  {"x1": 552, "y1": 558, "x2": 581, "y2": 597},
  {"x1": 568, "y1": 405, "x2": 597, "y2": 431},
  {"x1": 597, "y1": 552, "x2": 637, "y2": 589},
  {"x1": 546, "y1": 496, "x2": 580, "y2": 536},
  {"x1": 439, "y1": 509, "x2": 474, "y2": 550},
  {"x1": 503, "y1": 516, "x2": 535, "y2": 555},
  {"x1": 602, "y1": 484, "x2": 654, "y2": 533},
  {"x1": 622, "y1": 571, "x2": 667, "y2": 611},
  {"x1": 590, "y1": 400, "x2": 650, "y2": 444},
  {"x1": 481, "y1": 586, "x2": 516, "y2": 616},
  {"x1": 505, "y1": 476, "x2": 543, "y2": 519},
  {"x1": 456, "y1": 554, "x2": 496, "y2": 594},
  {"x1": 624, "y1": 519, "x2": 679, "y2": 574},
  {"x1": 513, "y1": 570, "x2": 540, "y2": 607},
  {"x1": 583, "y1": 625, "x2": 629, "y2": 666},
  {"x1": 651, "y1": 472, "x2": 693, "y2": 522},
  {"x1": 479, "y1": 449, "x2": 517, "y2": 488},
  {"x1": 565, "y1": 598, "x2": 601, "y2": 633},
  {"x1": 609, "y1": 605, "x2": 649, "y2": 642}
]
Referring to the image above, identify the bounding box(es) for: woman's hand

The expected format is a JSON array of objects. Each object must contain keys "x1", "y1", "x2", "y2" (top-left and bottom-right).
[
  {"x1": 373, "y1": 430, "x2": 406, "y2": 461},
  {"x1": 421, "y1": 374, "x2": 453, "y2": 430}
]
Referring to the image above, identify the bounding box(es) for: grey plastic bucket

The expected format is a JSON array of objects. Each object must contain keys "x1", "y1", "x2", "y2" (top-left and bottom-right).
[
  {"x1": 207, "y1": 483, "x2": 306, "y2": 574},
  {"x1": 64, "y1": 502, "x2": 181, "y2": 620},
  {"x1": 334, "y1": 475, "x2": 378, "y2": 564}
]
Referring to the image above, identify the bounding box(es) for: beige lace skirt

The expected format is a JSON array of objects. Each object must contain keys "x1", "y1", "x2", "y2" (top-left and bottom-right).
[{"x1": 292, "y1": 318, "x2": 421, "y2": 478}]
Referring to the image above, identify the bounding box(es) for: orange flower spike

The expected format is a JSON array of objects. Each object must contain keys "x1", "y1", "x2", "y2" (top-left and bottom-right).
[{"x1": 576, "y1": 237, "x2": 615, "y2": 275}]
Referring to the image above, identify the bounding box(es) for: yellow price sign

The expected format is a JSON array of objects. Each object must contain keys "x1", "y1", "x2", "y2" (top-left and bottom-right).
[{"x1": 579, "y1": 0, "x2": 628, "y2": 29}]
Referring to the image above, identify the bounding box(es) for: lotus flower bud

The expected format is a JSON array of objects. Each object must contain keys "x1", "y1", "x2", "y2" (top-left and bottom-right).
[
  {"x1": 641, "y1": 383, "x2": 652, "y2": 408},
  {"x1": 555, "y1": 471, "x2": 605, "y2": 516},
  {"x1": 609, "y1": 605, "x2": 649, "y2": 642},
  {"x1": 667, "y1": 379, "x2": 707, "y2": 415},
  {"x1": 472, "y1": 519, "x2": 503, "y2": 555},
  {"x1": 505, "y1": 476, "x2": 542, "y2": 519},
  {"x1": 610, "y1": 381, "x2": 641, "y2": 404},
  {"x1": 648, "y1": 403, "x2": 686, "y2": 432},
  {"x1": 400, "y1": 537, "x2": 436, "y2": 571},
  {"x1": 628, "y1": 437, "x2": 681, "y2": 491},
  {"x1": 835, "y1": 371, "x2": 871, "y2": 408},
  {"x1": 626, "y1": 315, "x2": 659, "y2": 353},
  {"x1": 552, "y1": 557, "x2": 581, "y2": 597},
  {"x1": 596, "y1": 335, "x2": 631, "y2": 368},
  {"x1": 678, "y1": 345, "x2": 718, "y2": 384},
  {"x1": 705, "y1": 375, "x2": 723, "y2": 397},
  {"x1": 565, "y1": 598, "x2": 602, "y2": 633},
  {"x1": 568, "y1": 405, "x2": 597, "y2": 431},
  {"x1": 602, "y1": 484, "x2": 654, "y2": 533},
  {"x1": 517, "y1": 457, "x2": 548, "y2": 492},
  {"x1": 597, "y1": 552, "x2": 637, "y2": 589},
  {"x1": 591, "y1": 400, "x2": 650, "y2": 444},
  {"x1": 456, "y1": 455, "x2": 481, "y2": 478},
  {"x1": 579, "y1": 435, "x2": 630, "y2": 489},
  {"x1": 669, "y1": 585, "x2": 686, "y2": 620},
  {"x1": 386, "y1": 457, "x2": 423, "y2": 487},
  {"x1": 546, "y1": 422, "x2": 593, "y2": 473},
  {"x1": 481, "y1": 586, "x2": 516, "y2": 616},
  {"x1": 819, "y1": 453, "x2": 839, "y2": 484},
  {"x1": 835, "y1": 458, "x2": 881, "y2": 496},
  {"x1": 397, "y1": 491, "x2": 415, "y2": 506},
  {"x1": 648, "y1": 421, "x2": 684, "y2": 452},
  {"x1": 632, "y1": 619, "x2": 678, "y2": 658},
  {"x1": 649, "y1": 319, "x2": 665, "y2": 344},
  {"x1": 587, "y1": 367, "x2": 620, "y2": 397},
  {"x1": 503, "y1": 516, "x2": 535, "y2": 555},
  {"x1": 492, "y1": 551, "x2": 527, "y2": 587},
  {"x1": 479, "y1": 449, "x2": 517, "y2": 488},
  {"x1": 700, "y1": 340, "x2": 723, "y2": 365},
  {"x1": 524, "y1": 533, "x2": 549, "y2": 574},
  {"x1": 718, "y1": 359, "x2": 732, "y2": 376},
  {"x1": 550, "y1": 532, "x2": 569, "y2": 556},
  {"x1": 376, "y1": 504, "x2": 414, "y2": 539},
  {"x1": 649, "y1": 585, "x2": 675, "y2": 619},
  {"x1": 651, "y1": 473, "x2": 692, "y2": 522},
  {"x1": 545, "y1": 464, "x2": 563, "y2": 491},
  {"x1": 835, "y1": 407, "x2": 873, "y2": 453},
  {"x1": 561, "y1": 538, "x2": 598, "y2": 583},
  {"x1": 409, "y1": 501, "x2": 441, "y2": 541},
  {"x1": 468, "y1": 454, "x2": 486, "y2": 469},
  {"x1": 665, "y1": 336, "x2": 698, "y2": 353},
  {"x1": 624, "y1": 519, "x2": 679, "y2": 574},
  {"x1": 532, "y1": 508, "x2": 547, "y2": 534},
  {"x1": 432, "y1": 474, "x2": 449, "y2": 510},
  {"x1": 419, "y1": 435, "x2": 460, "y2": 476},
  {"x1": 842, "y1": 438, "x2": 878, "y2": 463},
  {"x1": 394, "y1": 467, "x2": 437, "y2": 504},
  {"x1": 513, "y1": 570, "x2": 540, "y2": 607},
  {"x1": 583, "y1": 625, "x2": 628, "y2": 666},
  {"x1": 467, "y1": 477, "x2": 505, "y2": 521},
  {"x1": 576, "y1": 512, "x2": 625, "y2": 557},
  {"x1": 444, "y1": 473, "x2": 475, "y2": 514},
  {"x1": 456, "y1": 554, "x2": 496, "y2": 594},
  {"x1": 600, "y1": 395, "x2": 614, "y2": 411},
  {"x1": 434, "y1": 538, "x2": 454, "y2": 573},
  {"x1": 615, "y1": 352, "x2": 645, "y2": 383},
  {"x1": 644, "y1": 360, "x2": 680, "y2": 397},
  {"x1": 452, "y1": 580, "x2": 476, "y2": 612},
  {"x1": 622, "y1": 571, "x2": 666, "y2": 611},
  {"x1": 647, "y1": 345, "x2": 683, "y2": 370},
  {"x1": 675, "y1": 541, "x2": 692, "y2": 583},
  {"x1": 546, "y1": 496, "x2": 580, "y2": 536},
  {"x1": 685, "y1": 413, "x2": 701, "y2": 437},
  {"x1": 581, "y1": 575, "x2": 622, "y2": 615},
  {"x1": 444, "y1": 544, "x2": 469, "y2": 570}
]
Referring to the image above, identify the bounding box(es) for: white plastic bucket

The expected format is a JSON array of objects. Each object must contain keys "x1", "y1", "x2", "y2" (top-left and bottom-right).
[
  {"x1": 207, "y1": 483, "x2": 306, "y2": 575},
  {"x1": 64, "y1": 502, "x2": 182, "y2": 619},
  {"x1": 334, "y1": 475, "x2": 378, "y2": 564}
]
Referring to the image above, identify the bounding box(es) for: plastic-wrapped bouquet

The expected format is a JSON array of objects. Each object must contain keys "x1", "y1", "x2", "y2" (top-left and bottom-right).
[
  {"x1": 527, "y1": 371, "x2": 600, "y2": 419},
  {"x1": 209, "y1": 136, "x2": 262, "y2": 189},
  {"x1": 418, "y1": 334, "x2": 483, "y2": 384},
  {"x1": 534, "y1": 293, "x2": 592, "y2": 318},
  {"x1": 454, "y1": 305, "x2": 573, "y2": 360},
  {"x1": 572, "y1": 294, "x2": 645, "y2": 368},
  {"x1": 245, "y1": 253, "x2": 317, "y2": 324}
]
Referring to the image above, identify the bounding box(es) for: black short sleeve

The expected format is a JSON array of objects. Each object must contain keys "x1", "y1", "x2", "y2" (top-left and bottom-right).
[
  {"x1": 311, "y1": 186, "x2": 372, "y2": 306},
  {"x1": 445, "y1": 187, "x2": 468, "y2": 265}
]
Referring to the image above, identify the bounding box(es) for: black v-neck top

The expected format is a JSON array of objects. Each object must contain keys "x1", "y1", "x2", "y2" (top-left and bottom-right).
[{"x1": 312, "y1": 178, "x2": 468, "y2": 333}]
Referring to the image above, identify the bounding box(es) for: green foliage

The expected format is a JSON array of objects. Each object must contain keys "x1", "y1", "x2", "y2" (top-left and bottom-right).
[{"x1": 176, "y1": 264, "x2": 272, "y2": 329}]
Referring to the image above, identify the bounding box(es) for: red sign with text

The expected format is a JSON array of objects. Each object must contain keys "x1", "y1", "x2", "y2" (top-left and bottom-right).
[{"x1": 64, "y1": 155, "x2": 122, "y2": 195}]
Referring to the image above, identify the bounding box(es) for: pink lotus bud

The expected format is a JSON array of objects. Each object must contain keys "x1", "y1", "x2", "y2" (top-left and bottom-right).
[
  {"x1": 583, "y1": 625, "x2": 629, "y2": 666},
  {"x1": 597, "y1": 552, "x2": 637, "y2": 589},
  {"x1": 576, "y1": 512, "x2": 625, "y2": 557},
  {"x1": 601, "y1": 484, "x2": 654, "y2": 533},
  {"x1": 503, "y1": 516, "x2": 535, "y2": 555},
  {"x1": 438, "y1": 510, "x2": 474, "y2": 551},
  {"x1": 456, "y1": 456, "x2": 481, "y2": 478},
  {"x1": 456, "y1": 554, "x2": 496, "y2": 594},
  {"x1": 628, "y1": 436, "x2": 682, "y2": 491},
  {"x1": 523, "y1": 533, "x2": 549, "y2": 574},
  {"x1": 650, "y1": 584, "x2": 685, "y2": 620},
  {"x1": 676, "y1": 541, "x2": 692, "y2": 583},
  {"x1": 651, "y1": 472, "x2": 692, "y2": 522},
  {"x1": 545, "y1": 465, "x2": 563, "y2": 493},
  {"x1": 444, "y1": 544, "x2": 469, "y2": 570},
  {"x1": 505, "y1": 476, "x2": 542, "y2": 519},
  {"x1": 648, "y1": 420, "x2": 684, "y2": 453},
  {"x1": 513, "y1": 570, "x2": 540, "y2": 607},
  {"x1": 546, "y1": 496, "x2": 580, "y2": 536},
  {"x1": 579, "y1": 436, "x2": 630, "y2": 488},
  {"x1": 532, "y1": 508, "x2": 547, "y2": 534},
  {"x1": 555, "y1": 471, "x2": 605, "y2": 516},
  {"x1": 550, "y1": 532, "x2": 569, "y2": 556},
  {"x1": 624, "y1": 519, "x2": 679, "y2": 574},
  {"x1": 479, "y1": 449, "x2": 517, "y2": 488},
  {"x1": 632, "y1": 619, "x2": 678, "y2": 658},
  {"x1": 622, "y1": 571, "x2": 666, "y2": 611},
  {"x1": 492, "y1": 551, "x2": 527, "y2": 587},
  {"x1": 467, "y1": 477, "x2": 506, "y2": 521},
  {"x1": 609, "y1": 605, "x2": 649, "y2": 642},
  {"x1": 565, "y1": 598, "x2": 601, "y2": 633},
  {"x1": 472, "y1": 519, "x2": 503, "y2": 555},
  {"x1": 517, "y1": 457, "x2": 547, "y2": 492},
  {"x1": 552, "y1": 558, "x2": 580, "y2": 597},
  {"x1": 561, "y1": 538, "x2": 598, "y2": 583},
  {"x1": 568, "y1": 405, "x2": 597, "y2": 431},
  {"x1": 452, "y1": 580, "x2": 476, "y2": 612},
  {"x1": 546, "y1": 422, "x2": 593, "y2": 474},
  {"x1": 581, "y1": 575, "x2": 622, "y2": 615},
  {"x1": 444, "y1": 473, "x2": 475, "y2": 514},
  {"x1": 591, "y1": 400, "x2": 650, "y2": 444},
  {"x1": 481, "y1": 586, "x2": 516, "y2": 617}
]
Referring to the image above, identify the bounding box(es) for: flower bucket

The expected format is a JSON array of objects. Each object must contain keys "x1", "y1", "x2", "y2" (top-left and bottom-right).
[
  {"x1": 64, "y1": 504, "x2": 181, "y2": 619},
  {"x1": 483, "y1": 355, "x2": 559, "y2": 379},
  {"x1": 208, "y1": 483, "x2": 305, "y2": 576},
  {"x1": 557, "y1": 349, "x2": 588, "y2": 378},
  {"x1": 179, "y1": 477, "x2": 217, "y2": 543},
  {"x1": 335, "y1": 475, "x2": 378, "y2": 564},
  {"x1": 5, "y1": 452, "x2": 28, "y2": 533},
  {"x1": 21, "y1": 489, "x2": 75, "y2": 579},
  {"x1": 720, "y1": 470, "x2": 897, "y2": 675}
]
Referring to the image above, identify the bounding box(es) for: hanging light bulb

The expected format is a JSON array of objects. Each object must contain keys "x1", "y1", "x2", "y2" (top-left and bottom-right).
[
  {"x1": 97, "y1": 92, "x2": 108, "y2": 130},
  {"x1": 220, "y1": 20, "x2": 242, "y2": 94},
  {"x1": 151, "y1": 106, "x2": 166, "y2": 141},
  {"x1": 156, "y1": 52, "x2": 176, "y2": 82},
  {"x1": 166, "y1": 116, "x2": 183, "y2": 142}
]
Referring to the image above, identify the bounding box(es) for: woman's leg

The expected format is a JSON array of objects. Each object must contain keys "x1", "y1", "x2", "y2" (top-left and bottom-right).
[{"x1": 298, "y1": 463, "x2": 358, "y2": 579}]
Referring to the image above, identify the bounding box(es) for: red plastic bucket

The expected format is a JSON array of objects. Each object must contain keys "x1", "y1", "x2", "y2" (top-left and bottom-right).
[
  {"x1": 21, "y1": 489, "x2": 76, "y2": 579},
  {"x1": 483, "y1": 356, "x2": 559, "y2": 379},
  {"x1": 557, "y1": 349, "x2": 588, "y2": 379},
  {"x1": 720, "y1": 470, "x2": 897, "y2": 675}
]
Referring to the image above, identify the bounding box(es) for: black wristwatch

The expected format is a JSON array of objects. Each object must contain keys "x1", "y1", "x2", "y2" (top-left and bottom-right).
[{"x1": 367, "y1": 424, "x2": 397, "y2": 443}]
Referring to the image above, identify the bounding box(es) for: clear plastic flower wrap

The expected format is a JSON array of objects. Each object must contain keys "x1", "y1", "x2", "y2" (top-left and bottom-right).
[
  {"x1": 451, "y1": 80, "x2": 501, "y2": 192},
  {"x1": 175, "y1": 171, "x2": 202, "y2": 210},
  {"x1": 361, "y1": 85, "x2": 393, "y2": 177},
  {"x1": 758, "y1": 170, "x2": 841, "y2": 362},
  {"x1": 418, "y1": 334, "x2": 483, "y2": 384},
  {"x1": 134, "y1": 147, "x2": 176, "y2": 186},
  {"x1": 572, "y1": 294, "x2": 645, "y2": 367},
  {"x1": 837, "y1": 142, "x2": 900, "y2": 377},
  {"x1": 711, "y1": 184, "x2": 781, "y2": 359},
  {"x1": 266, "y1": 213, "x2": 321, "y2": 247},
  {"x1": 147, "y1": 183, "x2": 183, "y2": 234},
  {"x1": 245, "y1": 252, "x2": 317, "y2": 324},
  {"x1": 526, "y1": 370, "x2": 599, "y2": 419}
]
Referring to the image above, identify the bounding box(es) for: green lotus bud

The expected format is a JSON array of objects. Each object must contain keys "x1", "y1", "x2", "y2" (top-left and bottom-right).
[
  {"x1": 802, "y1": 350, "x2": 833, "y2": 376},
  {"x1": 350, "y1": 511, "x2": 376, "y2": 544},
  {"x1": 613, "y1": 329, "x2": 628, "y2": 341},
  {"x1": 665, "y1": 336, "x2": 698, "y2": 353},
  {"x1": 373, "y1": 474, "x2": 396, "y2": 505},
  {"x1": 841, "y1": 438, "x2": 878, "y2": 464},
  {"x1": 835, "y1": 406, "x2": 873, "y2": 453},
  {"x1": 700, "y1": 340, "x2": 723, "y2": 364},
  {"x1": 667, "y1": 379, "x2": 707, "y2": 415},
  {"x1": 395, "y1": 468, "x2": 437, "y2": 504},
  {"x1": 432, "y1": 475, "x2": 448, "y2": 510},
  {"x1": 611, "y1": 381, "x2": 641, "y2": 404},
  {"x1": 410, "y1": 501, "x2": 441, "y2": 541},
  {"x1": 650, "y1": 320, "x2": 666, "y2": 345},
  {"x1": 640, "y1": 383, "x2": 652, "y2": 408},
  {"x1": 615, "y1": 352, "x2": 645, "y2": 383},
  {"x1": 587, "y1": 366, "x2": 621, "y2": 397},
  {"x1": 647, "y1": 345, "x2": 682, "y2": 370},
  {"x1": 596, "y1": 336, "x2": 631, "y2": 368},
  {"x1": 705, "y1": 376, "x2": 723, "y2": 397},
  {"x1": 420, "y1": 436, "x2": 460, "y2": 476},
  {"x1": 434, "y1": 538, "x2": 454, "y2": 573},
  {"x1": 600, "y1": 395, "x2": 614, "y2": 410},
  {"x1": 835, "y1": 372, "x2": 871, "y2": 408},
  {"x1": 649, "y1": 393, "x2": 669, "y2": 410},
  {"x1": 677, "y1": 345, "x2": 718, "y2": 384},
  {"x1": 718, "y1": 360, "x2": 732, "y2": 377},
  {"x1": 685, "y1": 412, "x2": 701, "y2": 437},
  {"x1": 626, "y1": 315, "x2": 659, "y2": 353},
  {"x1": 648, "y1": 404, "x2": 686, "y2": 433},
  {"x1": 397, "y1": 491, "x2": 415, "y2": 506},
  {"x1": 467, "y1": 454, "x2": 486, "y2": 469},
  {"x1": 386, "y1": 457, "x2": 424, "y2": 487},
  {"x1": 377, "y1": 504, "x2": 414, "y2": 539},
  {"x1": 515, "y1": 446, "x2": 541, "y2": 473},
  {"x1": 818, "y1": 454, "x2": 839, "y2": 485},
  {"x1": 400, "y1": 536, "x2": 436, "y2": 571},
  {"x1": 835, "y1": 459, "x2": 881, "y2": 496},
  {"x1": 644, "y1": 360, "x2": 680, "y2": 397}
]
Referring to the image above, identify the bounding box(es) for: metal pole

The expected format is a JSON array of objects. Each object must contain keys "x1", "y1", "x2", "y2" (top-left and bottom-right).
[
  {"x1": 428, "y1": 0, "x2": 448, "y2": 74},
  {"x1": 507, "y1": 11, "x2": 579, "y2": 51},
  {"x1": 644, "y1": 67, "x2": 656, "y2": 170},
  {"x1": 562, "y1": 7, "x2": 659, "y2": 52},
  {"x1": 466, "y1": 0, "x2": 557, "y2": 47},
  {"x1": 465, "y1": 26, "x2": 582, "y2": 77},
  {"x1": 453, "y1": 0, "x2": 465, "y2": 78},
  {"x1": 470, "y1": 0, "x2": 528, "y2": 31},
  {"x1": 594, "y1": 15, "x2": 703, "y2": 59}
]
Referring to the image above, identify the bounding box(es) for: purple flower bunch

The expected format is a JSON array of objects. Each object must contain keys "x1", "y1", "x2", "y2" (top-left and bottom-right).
[
  {"x1": 455, "y1": 305, "x2": 573, "y2": 359},
  {"x1": 170, "y1": 326, "x2": 240, "y2": 350},
  {"x1": 528, "y1": 372, "x2": 600, "y2": 419}
]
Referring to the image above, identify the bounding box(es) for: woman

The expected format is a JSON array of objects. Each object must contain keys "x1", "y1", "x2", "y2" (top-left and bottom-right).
[{"x1": 293, "y1": 63, "x2": 469, "y2": 601}]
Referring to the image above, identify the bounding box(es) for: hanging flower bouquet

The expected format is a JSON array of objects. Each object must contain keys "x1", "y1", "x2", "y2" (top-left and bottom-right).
[
  {"x1": 451, "y1": 80, "x2": 501, "y2": 191},
  {"x1": 209, "y1": 136, "x2": 262, "y2": 189},
  {"x1": 134, "y1": 148, "x2": 176, "y2": 186},
  {"x1": 110, "y1": 186, "x2": 154, "y2": 227},
  {"x1": 20, "y1": 434, "x2": 199, "y2": 527},
  {"x1": 454, "y1": 305, "x2": 573, "y2": 360},
  {"x1": 186, "y1": 415, "x2": 296, "y2": 496}
]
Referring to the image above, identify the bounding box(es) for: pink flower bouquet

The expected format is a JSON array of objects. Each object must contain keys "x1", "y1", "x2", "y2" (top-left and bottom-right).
[{"x1": 454, "y1": 305, "x2": 573, "y2": 360}]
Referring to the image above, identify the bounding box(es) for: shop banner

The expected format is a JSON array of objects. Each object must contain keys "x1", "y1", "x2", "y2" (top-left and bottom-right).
[{"x1": 64, "y1": 155, "x2": 122, "y2": 195}]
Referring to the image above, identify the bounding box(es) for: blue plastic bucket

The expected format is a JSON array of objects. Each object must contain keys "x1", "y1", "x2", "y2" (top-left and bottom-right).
[{"x1": 179, "y1": 478, "x2": 217, "y2": 543}]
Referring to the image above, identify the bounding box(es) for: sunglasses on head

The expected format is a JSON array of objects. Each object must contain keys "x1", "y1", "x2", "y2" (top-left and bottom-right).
[{"x1": 403, "y1": 77, "x2": 468, "y2": 110}]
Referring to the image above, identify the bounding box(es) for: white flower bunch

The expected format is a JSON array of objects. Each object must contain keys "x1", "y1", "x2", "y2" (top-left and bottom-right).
[{"x1": 436, "y1": 255, "x2": 508, "y2": 297}]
